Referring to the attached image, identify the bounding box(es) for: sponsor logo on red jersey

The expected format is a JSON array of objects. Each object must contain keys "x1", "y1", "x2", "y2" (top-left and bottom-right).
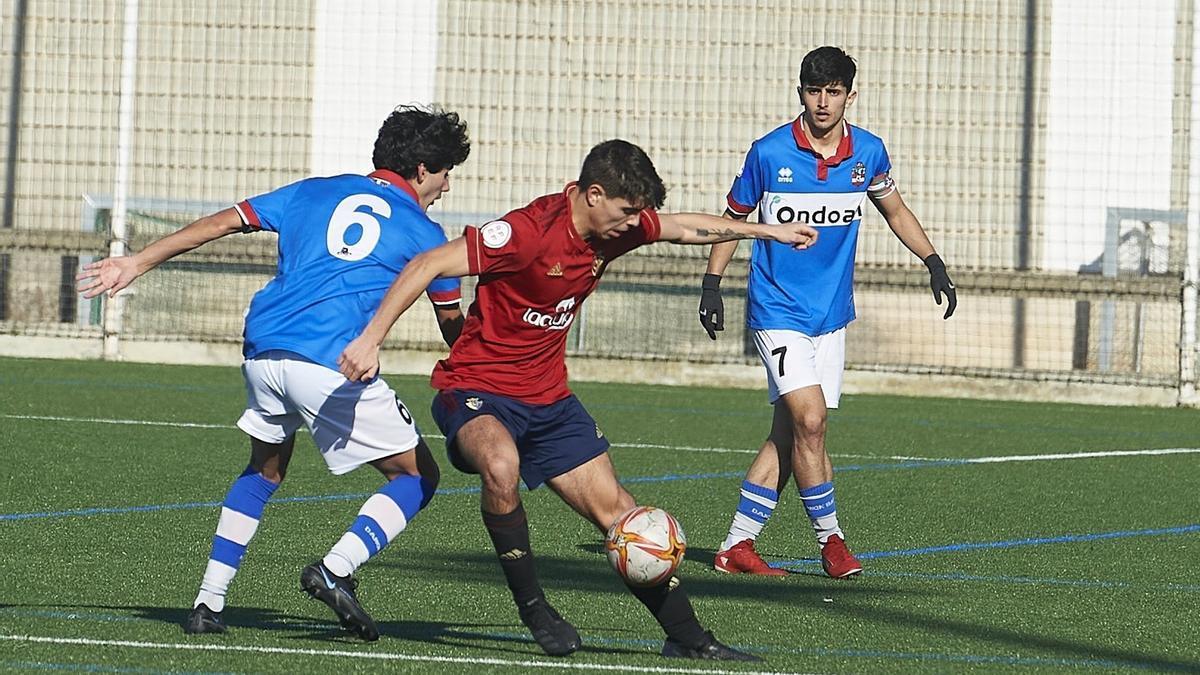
[{"x1": 522, "y1": 296, "x2": 576, "y2": 331}]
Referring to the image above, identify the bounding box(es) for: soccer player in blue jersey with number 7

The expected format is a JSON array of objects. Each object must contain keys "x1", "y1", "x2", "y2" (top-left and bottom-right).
[
  {"x1": 700, "y1": 47, "x2": 958, "y2": 578},
  {"x1": 77, "y1": 105, "x2": 471, "y2": 640}
]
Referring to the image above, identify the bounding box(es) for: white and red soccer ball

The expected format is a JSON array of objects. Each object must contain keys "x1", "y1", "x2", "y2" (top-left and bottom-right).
[{"x1": 605, "y1": 506, "x2": 687, "y2": 586}]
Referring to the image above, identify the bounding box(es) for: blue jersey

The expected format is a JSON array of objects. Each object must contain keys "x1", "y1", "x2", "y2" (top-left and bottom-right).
[
  {"x1": 727, "y1": 118, "x2": 893, "y2": 336},
  {"x1": 234, "y1": 170, "x2": 460, "y2": 370}
]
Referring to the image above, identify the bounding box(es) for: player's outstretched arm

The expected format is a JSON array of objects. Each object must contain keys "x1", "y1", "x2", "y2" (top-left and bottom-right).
[
  {"x1": 697, "y1": 211, "x2": 750, "y2": 340},
  {"x1": 339, "y1": 236, "x2": 471, "y2": 381},
  {"x1": 75, "y1": 208, "x2": 245, "y2": 299},
  {"x1": 870, "y1": 189, "x2": 956, "y2": 319},
  {"x1": 658, "y1": 212, "x2": 817, "y2": 248}
]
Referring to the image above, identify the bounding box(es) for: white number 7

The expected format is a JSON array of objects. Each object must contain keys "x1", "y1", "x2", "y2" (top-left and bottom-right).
[{"x1": 326, "y1": 194, "x2": 390, "y2": 261}]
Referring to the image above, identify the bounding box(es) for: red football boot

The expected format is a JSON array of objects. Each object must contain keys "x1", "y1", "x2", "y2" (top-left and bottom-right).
[
  {"x1": 713, "y1": 539, "x2": 789, "y2": 576},
  {"x1": 820, "y1": 534, "x2": 863, "y2": 579}
]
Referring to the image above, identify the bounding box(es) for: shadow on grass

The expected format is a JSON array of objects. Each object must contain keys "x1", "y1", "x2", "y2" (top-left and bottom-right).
[
  {"x1": 4, "y1": 603, "x2": 646, "y2": 658},
  {"x1": 387, "y1": 546, "x2": 1199, "y2": 672},
  {"x1": 375, "y1": 547, "x2": 922, "y2": 607},
  {"x1": 827, "y1": 595, "x2": 1200, "y2": 672}
]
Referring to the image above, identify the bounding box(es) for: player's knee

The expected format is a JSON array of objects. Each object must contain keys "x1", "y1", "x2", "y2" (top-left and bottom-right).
[
  {"x1": 251, "y1": 462, "x2": 286, "y2": 484},
  {"x1": 792, "y1": 410, "x2": 827, "y2": 442},
  {"x1": 594, "y1": 491, "x2": 637, "y2": 532},
  {"x1": 477, "y1": 454, "x2": 520, "y2": 495}
]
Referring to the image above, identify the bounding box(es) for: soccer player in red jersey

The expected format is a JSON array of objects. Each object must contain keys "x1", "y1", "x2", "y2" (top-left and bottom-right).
[{"x1": 338, "y1": 140, "x2": 817, "y2": 661}]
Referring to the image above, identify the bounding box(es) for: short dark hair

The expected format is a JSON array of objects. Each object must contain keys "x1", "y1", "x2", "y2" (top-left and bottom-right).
[
  {"x1": 799, "y1": 46, "x2": 856, "y2": 91},
  {"x1": 577, "y1": 139, "x2": 667, "y2": 210},
  {"x1": 372, "y1": 105, "x2": 470, "y2": 178}
]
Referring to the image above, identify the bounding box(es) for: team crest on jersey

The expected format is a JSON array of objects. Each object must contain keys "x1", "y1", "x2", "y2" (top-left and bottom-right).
[
  {"x1": 465, "y1": 396, "x2": 483, "y2": 411},
  {"x1": 851, "y1": 162, "x2": 866, "y2": 186},
  {"x1": 480, "y1": 220, "x2": 512, "y2": 249},
  {"x1": 591, "y1": 252, "x2": 607, "y2": 277},
  {"x1": 777, "y1": 167, "x2": 794, "y2": 184}
]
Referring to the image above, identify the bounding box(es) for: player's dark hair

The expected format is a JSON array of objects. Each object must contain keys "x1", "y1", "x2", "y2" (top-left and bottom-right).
[
  {"x1": 577, "y1": 139, "x2": 667, "y2": 210},
  {"x1": 372, "y1": 105, "x2": 470, "y2": 178},
  {"x1": 799, "y1": 46, "x2": 856, "y2": 91}
]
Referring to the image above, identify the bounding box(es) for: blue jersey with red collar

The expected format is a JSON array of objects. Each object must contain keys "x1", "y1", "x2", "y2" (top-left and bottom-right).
[
  {"x1": 235, "y1": 169, "x2": 460, "y2": 370},
  {"x1": 727, "y1": 118, "x2": 892, "y2": 335}
]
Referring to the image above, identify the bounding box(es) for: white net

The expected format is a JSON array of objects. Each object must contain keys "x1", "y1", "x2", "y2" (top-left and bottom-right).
[{"x1": 0, "y1": 0, "x2": 1196, "y2": 394}]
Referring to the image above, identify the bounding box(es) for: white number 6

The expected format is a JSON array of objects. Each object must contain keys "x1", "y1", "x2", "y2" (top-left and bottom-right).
[{"x1": 326, "y1": 194, "x2": 390, "y2": 261}]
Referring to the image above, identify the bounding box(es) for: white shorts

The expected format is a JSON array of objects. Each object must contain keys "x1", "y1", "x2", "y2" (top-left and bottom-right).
[
  {"x1": 752, "y1": 328, "x2": 846, "y2": 408},
  {"x1": 236, "y1": 351, "x2": 420, "y2": 475}
]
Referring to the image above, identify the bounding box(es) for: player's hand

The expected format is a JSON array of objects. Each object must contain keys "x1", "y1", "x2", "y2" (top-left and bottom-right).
[
  {"x1": 76, "y1": 257, "x2": 138, "y2": 299},
  {"x1": 773, "y1": 223, "x2": 819, "y2": 249},
  {"x1": 923, "y1": 253, "x2": 957, "y2": 319},
  {"x1": 338, "y1": 335, "x2": 381, "y2": 382},
  {"x1": 698, "y1": 273, "x2": 724, "y2": 340}
]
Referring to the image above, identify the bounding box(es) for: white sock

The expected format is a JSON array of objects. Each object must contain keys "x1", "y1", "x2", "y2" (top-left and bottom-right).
[{"x1": 720, "y1": 481, "x2": 779, "y2": 552}]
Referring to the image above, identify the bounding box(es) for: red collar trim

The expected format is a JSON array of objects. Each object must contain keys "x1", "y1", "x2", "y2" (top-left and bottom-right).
[
  {"x1": 562, "y1": 182, "x2": 591, "y2": 252},
  {"x1": 367, "y1": 169, "x2": 421, "y2": 204},
  {"x1": 791, "y1": 117, "x2": 854, "y2": 179}
]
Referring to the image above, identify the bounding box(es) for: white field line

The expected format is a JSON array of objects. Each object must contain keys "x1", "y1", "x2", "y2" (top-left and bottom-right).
[
  {"x1": 890, "y1": 447, "x2": 1200, "y2": 463},
  {"x1": 2, "y1": 413, "x2": 232, "y2": 429},
  {"x1": 5, "y1": 413, "x2": 1198, "y2": 465},
  {"x1": 0, "y1": 634, "x2": 804, "y2": 675}
]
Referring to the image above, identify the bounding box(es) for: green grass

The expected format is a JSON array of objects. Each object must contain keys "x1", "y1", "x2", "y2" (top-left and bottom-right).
[{"x1": 1, "y1": 355, "x2": 1198, "y2": 674}]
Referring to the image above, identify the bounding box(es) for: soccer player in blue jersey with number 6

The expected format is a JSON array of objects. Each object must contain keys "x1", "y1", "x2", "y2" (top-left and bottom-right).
[
  {"x1": 77, "y1": 105, "x2": 471, "y2": 640},
  {"x1": 700, "y1": 47, "x2": 957, "y2": 578}
]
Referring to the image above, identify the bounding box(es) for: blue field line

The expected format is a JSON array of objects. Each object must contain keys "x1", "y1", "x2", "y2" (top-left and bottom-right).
[
  {"x1": 0, "y1": 472, "x2": 749, "y2": 523},
  {"x1": 852, "y1": 570, "x2": 1200, "y2": 593},
  {"x1": 0, "y1": 463, "x2": 919, "y2": 523},
  {"x1": 0, "y1": 454, "x2": 1156, "y2": 523},
  {"x1": 0, "y1": 485, "x2": 485, "y2": 522},
  {"x1": 775, "y1": 524, "x2": 1200, "y2": 569},
  {"x1": 622, "y1": 471, "x2": 743, "y2": 484}
]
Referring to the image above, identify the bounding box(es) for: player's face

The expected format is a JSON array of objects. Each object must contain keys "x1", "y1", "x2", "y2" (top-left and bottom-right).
[
  {"x1": 589, "y1": 193, "x2": 643, "y2": 239},
  {"x1": 415, "y1": 166, "x2": 452, "y2": 210},
  {"x1": 799, "y1": 82, "x2": 856, "y2": 134}
]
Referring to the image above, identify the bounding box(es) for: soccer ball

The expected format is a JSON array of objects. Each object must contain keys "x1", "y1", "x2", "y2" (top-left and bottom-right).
[{"x1": 605, "y1": 506, "x2": 687, "y2": 586}]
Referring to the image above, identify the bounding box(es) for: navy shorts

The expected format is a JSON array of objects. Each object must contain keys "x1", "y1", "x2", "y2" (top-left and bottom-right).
[{"x1": 431, "y1": 389, "x2": 610, "y2": 489}]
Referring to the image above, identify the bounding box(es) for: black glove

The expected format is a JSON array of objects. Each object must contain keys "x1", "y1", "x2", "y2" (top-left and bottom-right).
[
  {"x1": 923, "y1": 253, "x2": 957, "y2": 319},
  {"x1": 698, "y1": 273, "x2": 724, "y2": 340}
]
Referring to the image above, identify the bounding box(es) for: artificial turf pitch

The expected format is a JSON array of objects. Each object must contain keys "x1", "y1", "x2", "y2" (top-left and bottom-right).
[{"x1": 1, "y1": 356, "x2": 1198, "y2": 673}]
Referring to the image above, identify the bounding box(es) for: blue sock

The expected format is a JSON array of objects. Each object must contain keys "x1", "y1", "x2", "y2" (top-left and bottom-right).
[
  {"x1": 721, "y1": 480, "x2": 779, "y2": 551},
  {"x1": 323, "y1": 474, "x2": 431, "y2": 577},
  {"x1": 194, "y1": 466, "x2": 280, "y2": 611},
  {"x1": 799, "y1": 481, "x2": 843, "y2": 544}
]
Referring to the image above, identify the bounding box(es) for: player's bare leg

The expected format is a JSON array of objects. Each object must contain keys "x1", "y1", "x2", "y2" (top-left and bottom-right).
[
  {"x1": 186, "y1": 436, "x2": 295, "y2": 634},
  {"x1": 780, "y1": 386, "x2": 832, "y2": 489},
  {"x1": 302, "y1": 440, "x2": 441, "y2": 642},
  {"x1": 544, "y1": 452, "x2": 635, "y2": 532},
  {"x1": 548, "y1": 454, "x2": 760, "y2": 662},
  {"x1": 456, "y1": 416, "x2": 580, "y2": 656},
  {"x1": 780, "y1": 386, "x2": 861, "y2": 578},
  {"x1": 456, "y1": 415, "x2": 523, "y2": 513}
]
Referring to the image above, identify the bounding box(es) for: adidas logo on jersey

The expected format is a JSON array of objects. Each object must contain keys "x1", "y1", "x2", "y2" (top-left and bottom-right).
[
  {"x1": 777, "y1": 167, "x2": 794, "y2": 184},
  {"x1": 547, "y1": 262, "x2": 563, "y2": 277}
]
